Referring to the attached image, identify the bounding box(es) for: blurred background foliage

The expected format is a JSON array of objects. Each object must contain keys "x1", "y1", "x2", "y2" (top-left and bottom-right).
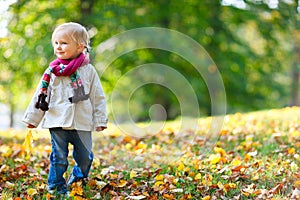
[{"x1": 1, "y1": 0, "x2": 300, "y2": 128}]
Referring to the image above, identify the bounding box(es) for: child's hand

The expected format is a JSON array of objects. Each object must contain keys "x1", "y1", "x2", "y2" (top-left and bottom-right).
[
  {"x1": 96, "y1": 126, "x2": 107, "y2": 132},
  {"x1": 27, "y1": 124, "x2": 36, "y2": 128}
]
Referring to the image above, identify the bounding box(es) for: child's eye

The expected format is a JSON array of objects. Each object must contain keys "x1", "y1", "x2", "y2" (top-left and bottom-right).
[{"x1": 62, "y1": 42, "x2": 67, "y2": 45}]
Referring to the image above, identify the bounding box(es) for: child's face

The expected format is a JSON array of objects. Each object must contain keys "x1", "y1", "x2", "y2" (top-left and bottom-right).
[{"x1": 52, "y1": 30, "x2": 84, "y2": 60}]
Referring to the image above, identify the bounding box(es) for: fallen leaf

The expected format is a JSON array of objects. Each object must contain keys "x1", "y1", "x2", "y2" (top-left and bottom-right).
[
  {"x1": 201, "y1": 196, "x2": 210, "y2": 200},
  {"x1": 27, "y1": 188, "x2": 37, "y2": 196},
  {"x1": 177, "y1": 163, "x2": 185, "y2": 171},
  {"x1": 117, "y1": 179, "x2": 127, "y2": 187},
  {"x1": 295, "y1": 180, "x2": 300, "y2": 189},
  {"x1": 194, "y1": 173, "x2": 201, "y2": 180},
  {"x1": 214, "y1": 147, "x2": 226, "y2": 157},
  {"x1": 155, "y1": 174, "x2": 164, "y2": 181},
  {"x1": 130, "y1": 170, "x2": 137, "y2": 179},
  {"x1": 126, "y1": 195, "x2": 147, "y2": 200},
  {"x1": 170, "y1": 188, "x2": 183, "y2": 193},
  {"x1": 208, "y1": 154, "x2": 221, "y2": 165}
]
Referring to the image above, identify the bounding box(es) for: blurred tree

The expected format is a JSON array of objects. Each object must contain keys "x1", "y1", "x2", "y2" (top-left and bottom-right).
[
  {"x1": 241, "y1": 0, "x2": 300, "y2": 106},
  {"x1": 0, "y1": 0, "x2": 298, "y2": 127}
]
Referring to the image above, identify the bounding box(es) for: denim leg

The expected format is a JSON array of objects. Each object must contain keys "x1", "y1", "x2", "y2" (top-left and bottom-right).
[
  {"x1": 48, "y1": 128, "x2": 69, "y2": 190},
  {"x1": 67, "y1": 130, "x2": 93, "y2": 185}
]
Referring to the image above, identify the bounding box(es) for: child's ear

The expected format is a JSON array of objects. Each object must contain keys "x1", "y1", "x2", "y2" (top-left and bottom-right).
[{"x1": 77, "y1": 43, "x2": 85, "y2": 51}]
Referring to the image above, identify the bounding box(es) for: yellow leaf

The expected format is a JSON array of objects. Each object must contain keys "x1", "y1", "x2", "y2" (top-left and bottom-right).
[
  {"x1": 214, "y1": 147, "x2": 226, "y2": 157},
  {"x1": 194, "y1": 173, "x2": 202, "y2": 180},
  {"x1": 229, "y1": 183, "x2": 237, "y2": 188},
  {"x1": 130, "y1": 170, "x2": 137, "y2": 179},
  {"x1": 231, "y1": 159, "x2": 242, "y2": 166},
  {"x1": 93, "y1": 158, "x2": 101, "y2": 167},
  {"x1": 202, "y1": 195, "x2": 210, "y2": 200},
  {"x1": 27, "y1": 188, "x2": 37, "y2": 196},
  {"x1": 217, "y1": 181, "x2": 224, "y2": 189},
  {"x1": 23, "y1": 129, "x2": 33, "y2": 155},
  {"x1": 177, "y1": 162, "x2": 185, "y2": 171},
  {"x1": 154, "y1": 181, "x2": 164, "y2": 186},
  {"x1": 155, "y1": 174, "x2": 164, "y2": 181},
  {"x1": 125, "y1": 143, "x2": 132, "y2": 150},
  {"x1": 291, "y1": 131, "x2": 300, "y2": 137},
  {"x1": 0, "y1": 146, "x2": 12, "y2": 157},
  {"x1": 152, "y1": 164, "x2": 159, "y2": 168},
  {"x1": 135, "y1": 142, "x2": 147, "y2": 150},
  {"x1": 208, "y1": 154, "x2": 221, "y2": 165}
]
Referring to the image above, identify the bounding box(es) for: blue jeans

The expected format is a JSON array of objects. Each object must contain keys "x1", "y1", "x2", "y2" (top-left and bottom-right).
[{"x1": 48, "y1": 128, "x2": 93, "y2": 190}]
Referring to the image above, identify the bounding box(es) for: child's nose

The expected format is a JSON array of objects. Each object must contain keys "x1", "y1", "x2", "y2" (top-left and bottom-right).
[{"x1": 55, "y1": 43, "x2": 62, "y2": 49}]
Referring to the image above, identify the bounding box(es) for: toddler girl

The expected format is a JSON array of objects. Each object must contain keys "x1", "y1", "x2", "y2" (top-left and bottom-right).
[{"x1": 23, "y1": 22, "x2": 107, "y2": 195}]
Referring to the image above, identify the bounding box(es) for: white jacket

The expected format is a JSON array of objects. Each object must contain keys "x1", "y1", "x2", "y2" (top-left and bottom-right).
[{"x1": 22, "y1": 64, "x2": 107, "y2": 131}]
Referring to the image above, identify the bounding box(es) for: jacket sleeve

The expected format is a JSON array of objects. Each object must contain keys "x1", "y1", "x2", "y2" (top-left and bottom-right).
[
  {"x1": 89, "y1": 67, "x2": 108, "y2": 128},
  {"x1": 22, "y1": 77, "x2": 49, "y2": 127}
]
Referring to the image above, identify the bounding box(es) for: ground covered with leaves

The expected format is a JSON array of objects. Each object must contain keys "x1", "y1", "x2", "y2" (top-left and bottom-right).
[{"x1": 1, "y1": 107, "x2": 300, "y2": 199}]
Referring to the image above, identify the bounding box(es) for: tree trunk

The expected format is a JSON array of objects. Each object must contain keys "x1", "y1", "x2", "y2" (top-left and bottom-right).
[
  {"x1": 291, "y1": 30, "x2": 300, "y2": 106},
  {"x1": 291, "y1": 63, "x2": 299, "y2": 106},
  {"x1": 9, "y1": 91, "x2": 14, "y2": 128}
]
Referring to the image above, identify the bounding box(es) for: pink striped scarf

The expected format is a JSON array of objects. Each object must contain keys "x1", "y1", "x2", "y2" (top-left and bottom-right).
[{"x1": 35, "y1": 53, "x2": 90, "y2": 111}]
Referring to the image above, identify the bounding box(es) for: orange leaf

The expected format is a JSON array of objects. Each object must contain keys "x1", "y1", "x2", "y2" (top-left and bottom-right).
[
  {"x1": 162, "y1": 193, "x2": 175, "y2": 200},
  {"x1": 232, "y1": 165, "x2": 248, "y2": 172},
  {"x1": 70, "y1": 184, "x2": 83, "y2": 197},
  {"x1": 288, "y1": 147, "x2": 295, "y2": 154},
  {"x1": 295, "y1": 180, "x2": 300, "y2": 189},
  {"x1": 46, "y1": 193, "x2": 51, "y2": 200},
  {"x1": 269, "y1": 183, "x2": 283, "y2": 194},
  {"x1": 253, "y1": 189, "x2": 262, "y2": 196},
  {"x1": 223, "y1": 183, "x2": 237, "y2": 192}
]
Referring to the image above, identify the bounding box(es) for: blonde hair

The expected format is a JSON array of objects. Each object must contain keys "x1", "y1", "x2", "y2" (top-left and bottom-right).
[{"x1": 52, "y1": 22, "x2": 90, "y2": 52}]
